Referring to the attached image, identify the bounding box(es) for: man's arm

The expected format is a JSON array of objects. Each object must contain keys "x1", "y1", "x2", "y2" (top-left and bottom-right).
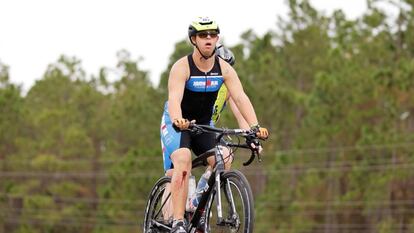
[
  {"x1": 168, "y1": 57, "x2": 189, "y2": 122},
  {"x1": 220, "y1": 60, "x2": 259, "y2": 127},
  {"x1": 228, "y1": 96, "x2": 250, "y2": 129},
  {"x1": 222, "y1": 60, "x2": 269, "y2": 140}
]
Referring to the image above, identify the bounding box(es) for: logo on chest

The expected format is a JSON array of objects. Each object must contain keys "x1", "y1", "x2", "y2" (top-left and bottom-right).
[{"x1": 186, "y1": 76, "x2": 223, "y2": 92}]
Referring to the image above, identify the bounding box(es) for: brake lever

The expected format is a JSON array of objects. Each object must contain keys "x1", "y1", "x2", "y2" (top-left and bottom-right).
[
  {"x1": 257, "y1": 152, "x2": 262, "y2": 163},
  {"x1": 185, "y1": 123, "x2": 204, "y2": 135},
  {"x1": 243, "y1": 134, "x2": 262, "y2": 166},
  {"x1": 193, "y1": 128, "x2": 205, "y2": 136}
]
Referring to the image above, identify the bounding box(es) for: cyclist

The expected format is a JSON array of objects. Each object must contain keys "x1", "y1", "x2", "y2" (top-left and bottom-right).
[
  {"x1": 160, "y1": 16, "x2": 269, "y2": 233},
  {"x1": 160, "y1": 45, "x2": 249, "y2": 230}
]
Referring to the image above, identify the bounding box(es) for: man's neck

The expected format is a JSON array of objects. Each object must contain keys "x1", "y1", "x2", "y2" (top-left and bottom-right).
[{"x1": 192, "y1": 50, "x2": 215, "y2": 73}]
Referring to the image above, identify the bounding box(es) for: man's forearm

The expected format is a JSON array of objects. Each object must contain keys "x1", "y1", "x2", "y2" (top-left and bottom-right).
[
  {"x1": 233, "y1": 93, "x2": 259, "y2": 127},
  {"x1": 229, "y1": 98, "x2": 250, "y2": 129},
  {"x1": 168, "y1": 100, "x2": 182, "y2": 120}
]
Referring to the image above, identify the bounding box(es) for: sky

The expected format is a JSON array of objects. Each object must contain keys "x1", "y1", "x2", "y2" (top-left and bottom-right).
[{"x1": 0, "y1": 0, "x2": 369, "y2": 92}]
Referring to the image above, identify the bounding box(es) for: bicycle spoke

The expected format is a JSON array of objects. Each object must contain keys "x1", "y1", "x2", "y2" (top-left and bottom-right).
[{"x1": 155, "y1": 191, "x2": 171, "y2": 219}]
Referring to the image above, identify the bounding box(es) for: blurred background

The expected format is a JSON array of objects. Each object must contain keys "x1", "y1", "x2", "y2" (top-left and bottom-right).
[{"x1": 1, "y1": 0, "x2": 414, "y2": 232}]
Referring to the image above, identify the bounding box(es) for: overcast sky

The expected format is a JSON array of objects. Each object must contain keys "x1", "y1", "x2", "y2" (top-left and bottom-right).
[{"x1": 0, "y1": 0, "x2": 369, "y2": 92}]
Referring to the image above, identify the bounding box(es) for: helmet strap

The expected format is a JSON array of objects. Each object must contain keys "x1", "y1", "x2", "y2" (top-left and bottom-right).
[{"x1": 194, "y1": 41, "x2": 216, "y2": 60}]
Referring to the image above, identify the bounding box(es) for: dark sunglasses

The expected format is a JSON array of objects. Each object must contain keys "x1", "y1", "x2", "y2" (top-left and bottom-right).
[{"x1": 197, "y1": 31, "x2": 218, "y2": 39}]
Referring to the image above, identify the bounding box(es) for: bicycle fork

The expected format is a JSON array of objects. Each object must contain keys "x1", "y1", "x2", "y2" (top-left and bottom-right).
[
  {"x1": 214, "y1": 145, "x2": 237, "y2": 226},
  {"x1": 215, "y1": 171, "x2": 223, "y2": 222},
  {"x1": 215, "y1": 173, "x2": 237, "y2": 225}
]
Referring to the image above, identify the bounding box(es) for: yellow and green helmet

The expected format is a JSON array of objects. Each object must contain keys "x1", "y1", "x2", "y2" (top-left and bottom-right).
[{"x1": 188, "y1": 17, "x2": 220, "y2": 41}]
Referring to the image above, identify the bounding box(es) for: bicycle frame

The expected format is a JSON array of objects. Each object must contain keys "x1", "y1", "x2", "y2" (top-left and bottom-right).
[
  {"x1": 146, "y1": 124, "x2": 261, "y2": 232},
  {"x1": 187, "y1": 133, "x2": 238, "y2": 230}
]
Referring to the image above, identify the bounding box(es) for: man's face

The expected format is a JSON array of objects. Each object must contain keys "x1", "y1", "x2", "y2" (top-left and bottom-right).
[{"x1": 194, "y1": 30, "x2": 219, "y2": 55}]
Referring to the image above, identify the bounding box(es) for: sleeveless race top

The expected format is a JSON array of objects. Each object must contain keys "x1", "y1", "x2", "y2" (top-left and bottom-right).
[{"x1": 181, "y1": 54, "x2": 224, "y2": 124}]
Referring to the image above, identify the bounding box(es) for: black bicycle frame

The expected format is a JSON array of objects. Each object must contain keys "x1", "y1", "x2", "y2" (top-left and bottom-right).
[
  {"x1": 187, "y1": 134, "x2": 229, "y2": 230},
  {"x1": 149, "y1": 124, "x2": 259, "y2": 232}
]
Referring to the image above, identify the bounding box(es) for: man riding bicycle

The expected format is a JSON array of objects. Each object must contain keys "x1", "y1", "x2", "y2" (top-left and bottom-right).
[
  {"x1": 160, "y1": 45, "x2": 252, "y2": 231},
  {"x1": 159, "y1": 16, "x2": 269, "y2": 233}
]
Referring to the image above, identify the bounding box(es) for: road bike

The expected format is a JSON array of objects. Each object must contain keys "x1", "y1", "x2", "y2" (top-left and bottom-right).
[{"x1": 143, "y1": 123, "x2": 263, "y2": 232}]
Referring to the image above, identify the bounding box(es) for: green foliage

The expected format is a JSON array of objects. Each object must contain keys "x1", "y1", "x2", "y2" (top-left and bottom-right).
[
  {"x1": 2, "y1": 0, "x2": 414, "y2": 232},
  {"x1": 0, "y1": 62, "x2": 23, "y2": 156}
]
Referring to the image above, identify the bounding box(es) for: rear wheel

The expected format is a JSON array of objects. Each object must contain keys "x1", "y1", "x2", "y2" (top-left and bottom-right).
[
  {"x1": 143, "y1": 176, "x2": 173, "y2": 233},
  {"x1": 205, "y1": 170, "x2": 254, "y2": 233}
]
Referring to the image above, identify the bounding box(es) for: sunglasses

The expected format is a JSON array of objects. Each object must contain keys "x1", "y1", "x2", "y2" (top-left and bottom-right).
[{"x1": 197, "y1": 31, "x2": 218, "y2": 39}]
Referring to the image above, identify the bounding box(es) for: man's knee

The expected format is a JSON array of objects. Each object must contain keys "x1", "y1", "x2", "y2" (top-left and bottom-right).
[
  {"x1": 171, "y1": 148, "x2": 192, "y2": 168},
  {"x1": 165, "y1": 169, "x2": 174, "y2": 177},
  {"x1": 206, "y1": 146, "x2": 233, "y2": 168},
  {"x1": 219, "y1": 146, "x2": 233, "y2": 169}
]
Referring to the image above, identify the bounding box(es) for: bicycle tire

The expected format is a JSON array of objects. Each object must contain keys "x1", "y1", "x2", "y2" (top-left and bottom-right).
[
  {"x1": 204, "y1": 170, "x2": 254, "y2": 233},
  {"x1": 143, "y1": 176, "x2": 172, "y2": 233}
]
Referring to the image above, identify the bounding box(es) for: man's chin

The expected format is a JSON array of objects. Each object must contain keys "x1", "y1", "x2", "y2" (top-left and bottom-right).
[{"x1": 203, "y1": 48, "x2": 215, "y2": 55}]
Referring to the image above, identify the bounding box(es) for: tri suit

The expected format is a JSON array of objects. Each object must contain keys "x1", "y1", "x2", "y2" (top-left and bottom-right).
[{"x1": 160, "y1": 54, "x2": 228, "y2": 171}]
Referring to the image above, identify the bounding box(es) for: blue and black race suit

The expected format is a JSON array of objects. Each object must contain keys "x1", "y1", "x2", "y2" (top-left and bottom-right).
[{"x1": 160, "y1": 54, "x2": 224, "y2": 171}]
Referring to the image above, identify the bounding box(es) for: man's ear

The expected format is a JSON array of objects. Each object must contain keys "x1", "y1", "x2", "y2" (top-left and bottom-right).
[{"x1": 190, "y1": 36, "x2": 196, "y2": 44}]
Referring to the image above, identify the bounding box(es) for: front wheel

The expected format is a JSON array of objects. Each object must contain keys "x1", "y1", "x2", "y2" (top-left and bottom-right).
[
  {"x1": 205, "y1": 170, "x2": 254, "y2": 233},
  {"x1": 143, "y1": 176, "x2": 172, "y2": 233}
]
